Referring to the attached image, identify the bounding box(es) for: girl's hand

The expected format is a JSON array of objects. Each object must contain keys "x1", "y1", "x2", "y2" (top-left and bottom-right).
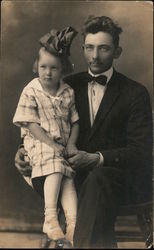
[
  {"x1": 52, "y1": 141, "x2": 65, "y2": 156},
  {"x1": 65, "y1": 144, "x2": 78, "y2": 158}
]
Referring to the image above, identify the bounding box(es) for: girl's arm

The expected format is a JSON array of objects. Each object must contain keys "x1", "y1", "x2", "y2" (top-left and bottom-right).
[
  {"x1": 26, "y1": 122, "x2": 63, "y2": 151},
  {"x1": 66, "y1": 122, "x2": 79, "y2": 156},
  {"x1": 67, "y1": 122, "x2": 79, "y2": 146}
]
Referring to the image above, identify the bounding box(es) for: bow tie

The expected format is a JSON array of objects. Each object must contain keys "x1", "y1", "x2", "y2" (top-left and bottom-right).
[{"x1": 86, "y1": 73, "x2": 107, "y2": 86}]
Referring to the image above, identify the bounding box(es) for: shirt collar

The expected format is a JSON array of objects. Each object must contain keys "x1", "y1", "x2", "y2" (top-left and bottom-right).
[{"x1": 88, "y1": 66, "x2": 113, "y2": 83}]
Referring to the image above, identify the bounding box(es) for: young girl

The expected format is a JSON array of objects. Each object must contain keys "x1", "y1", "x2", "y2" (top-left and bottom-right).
[{"x1": 13, "y1": 27, "x2": 79, "y2": 247}]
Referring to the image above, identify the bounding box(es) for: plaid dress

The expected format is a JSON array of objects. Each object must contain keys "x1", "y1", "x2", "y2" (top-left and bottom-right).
[{"x1": 13, "y1": 78, "x2": 79, "y2": 179}]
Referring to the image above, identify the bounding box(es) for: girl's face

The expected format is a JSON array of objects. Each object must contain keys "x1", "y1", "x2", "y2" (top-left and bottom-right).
[{"x1": 38, "y1": 49, "x2": 63, "y2": 88}]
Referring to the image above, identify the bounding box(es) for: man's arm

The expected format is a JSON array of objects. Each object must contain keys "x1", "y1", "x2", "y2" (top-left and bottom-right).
[
  {"x1": 100, "y1": 86, "x2": 153, "y2": 168},
  {"x1": 66, "y1": 122, "x2": 100, "y2": 169},
  {"x1": 15, "y1": 146, "x2": 32, "y2": 177},
  {"x1": 67, "y1": 86, "x2": 152, "y2": 170},
  {"x1": 67, "y1": 151, "x2": 100, "y2": 170}
]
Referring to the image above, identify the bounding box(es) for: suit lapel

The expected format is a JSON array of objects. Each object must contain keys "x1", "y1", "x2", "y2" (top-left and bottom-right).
[
  {"x1": 88, "y1": 71, "x2": 121, "y2": 141},
  {"x1": 78, "y1": 75, "x2": 91, "y2": 134}
]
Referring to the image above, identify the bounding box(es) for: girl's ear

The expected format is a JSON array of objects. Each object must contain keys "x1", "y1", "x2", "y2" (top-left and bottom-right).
[{"x1": 114, "y1": 47, "x2": 122, "y2": 59}]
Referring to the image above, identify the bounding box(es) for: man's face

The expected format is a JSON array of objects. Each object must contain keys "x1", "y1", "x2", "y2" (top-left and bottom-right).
[{"x1": 83, "y1": 31, "x2": 121, "y2": 74}]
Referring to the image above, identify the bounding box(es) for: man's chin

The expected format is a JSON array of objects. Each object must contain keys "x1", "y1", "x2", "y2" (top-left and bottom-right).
[{"x1": 89, "y1": 66, "x2": 105, "y2": 74}]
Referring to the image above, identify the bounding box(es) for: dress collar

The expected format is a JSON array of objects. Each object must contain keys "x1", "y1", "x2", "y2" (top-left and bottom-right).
[{"x1": 25, "y1": 78, "x2": 69, "y2": 97}]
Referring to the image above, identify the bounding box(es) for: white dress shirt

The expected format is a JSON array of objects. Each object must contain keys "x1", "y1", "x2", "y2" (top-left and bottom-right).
[
  {"x1": 87, "y1": 67, "x2": 113, "y2": 166},
  {"x1": 88, "y1": 67, "x2": 113, "y2": 126}
]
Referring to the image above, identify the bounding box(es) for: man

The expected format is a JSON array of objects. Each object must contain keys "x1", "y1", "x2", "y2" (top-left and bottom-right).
[{"x1": 15, "y1": 16, "x2": 153, "y2": 248}]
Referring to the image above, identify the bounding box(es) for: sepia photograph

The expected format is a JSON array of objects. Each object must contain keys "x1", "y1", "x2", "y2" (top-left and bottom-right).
[{"x1": 0, "y1": 0, "x2": 153, "y2": 248}]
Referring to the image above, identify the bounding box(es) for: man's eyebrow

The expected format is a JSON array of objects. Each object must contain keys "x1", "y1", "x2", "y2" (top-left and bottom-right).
[
  {"x1": 98, "y1": 44, "x2": 112, "y2": 48},
  {"x1": 84, "y1": 43, "x2": 111, "y2": 46}
]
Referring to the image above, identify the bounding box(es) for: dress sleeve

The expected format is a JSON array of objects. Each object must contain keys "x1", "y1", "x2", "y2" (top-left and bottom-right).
[
  {"x1": 13, "y1": 88, "x2": 40, "y2": 127},
  {"x1": 69, "y1": 89, "x2": 79, "y2": 125}
]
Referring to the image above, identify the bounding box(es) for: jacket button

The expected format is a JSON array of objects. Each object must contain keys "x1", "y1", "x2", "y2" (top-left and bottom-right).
[{"x1": 115, "y1": 157, "x2": 119, "y2": 162}]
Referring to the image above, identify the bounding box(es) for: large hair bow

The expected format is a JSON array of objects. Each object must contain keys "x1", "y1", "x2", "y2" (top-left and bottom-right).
[{"x1": 39, "y1": 26, "x2": 78, "y2": 56}]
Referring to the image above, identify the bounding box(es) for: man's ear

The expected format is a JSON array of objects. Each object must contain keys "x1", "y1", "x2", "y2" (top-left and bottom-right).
[{"x1": 114, "y1": 47, "x2": 122, "y2": 59}]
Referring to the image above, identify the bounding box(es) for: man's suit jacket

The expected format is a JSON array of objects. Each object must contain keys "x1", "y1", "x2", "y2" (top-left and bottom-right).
[{"x1": 64, "y1": 70, "x2": 153, "y2": 204}]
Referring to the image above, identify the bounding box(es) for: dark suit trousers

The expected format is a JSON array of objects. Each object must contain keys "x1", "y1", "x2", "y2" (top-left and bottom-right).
[{"x1": 74, "y1": 166, "x2": 125, "y2": 249}]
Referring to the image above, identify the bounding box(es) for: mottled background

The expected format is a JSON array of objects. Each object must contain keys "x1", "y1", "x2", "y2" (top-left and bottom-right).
[{"x1": 0, "y1": 0, "x2": 153, "y2": 229}]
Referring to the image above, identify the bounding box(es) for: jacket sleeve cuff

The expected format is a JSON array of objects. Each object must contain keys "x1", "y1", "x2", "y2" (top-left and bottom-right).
[
  {"x1": 18, "y1": 144, "x2": 24, "y2": 150},
  {"x1": 96, "y1": 151, "x2": 104, "y2": 166}
]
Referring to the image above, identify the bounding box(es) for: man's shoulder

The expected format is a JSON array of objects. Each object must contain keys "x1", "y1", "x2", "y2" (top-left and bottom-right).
[
  {"x1": 115, "y1": 71, "x2": 148, "y2": 94},
  {"x1": 116, "y1": 71, "x2": 140, "y2": 85},
  {"x1": 63, "y1": 72, "x2": 87, "y2": 87}
]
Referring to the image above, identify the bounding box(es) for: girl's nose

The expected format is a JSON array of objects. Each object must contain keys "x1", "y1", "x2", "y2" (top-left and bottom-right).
[{"x1": 46, "y1": 68, "x2": 51, "y2": 75}]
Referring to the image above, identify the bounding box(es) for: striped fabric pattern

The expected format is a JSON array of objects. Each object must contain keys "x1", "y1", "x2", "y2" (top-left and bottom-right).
[{"x1": 13, "y1": 78, "x2": 79, "y2": 178}]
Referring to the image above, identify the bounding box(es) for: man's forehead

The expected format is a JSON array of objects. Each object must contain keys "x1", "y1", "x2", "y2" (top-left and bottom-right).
[{"x1": 84, "y1": 31, "x2": 113, "y2": 45}]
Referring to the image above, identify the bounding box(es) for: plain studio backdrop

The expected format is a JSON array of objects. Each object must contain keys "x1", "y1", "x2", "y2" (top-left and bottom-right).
[{"x1": 0, "y1": 0, "x2": 153, "y2": 230}]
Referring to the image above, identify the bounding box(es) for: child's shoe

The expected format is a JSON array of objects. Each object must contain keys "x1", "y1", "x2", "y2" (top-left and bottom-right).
[
  {"x1": 55, "y1": 238, "x2": 73, "y2": 249},
  {"x1": 43, "y1": 216, "x2": 64, "y2": 241},
  {"x1": 65, "y1": 224, "x2": 75, "y2": 247}
]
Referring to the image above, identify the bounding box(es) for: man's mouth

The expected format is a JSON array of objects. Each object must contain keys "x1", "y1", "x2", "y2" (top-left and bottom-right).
[{"x1": 90, "y1": 62, "x2": 102, "y2": 66}]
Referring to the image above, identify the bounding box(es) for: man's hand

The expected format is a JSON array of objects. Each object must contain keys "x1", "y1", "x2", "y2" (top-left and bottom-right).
[
  {"x1": 15, "y1": 147, "x2": 32, "y2": 177},
  {"x1": 67, "y1": 150, "x2": 100, "y2": 170}
]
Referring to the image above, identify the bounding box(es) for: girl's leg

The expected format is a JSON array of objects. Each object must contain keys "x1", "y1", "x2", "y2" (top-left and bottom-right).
[
  {"x1": 61, "y1": 177, "x2": 78, "y2": 245},
  {"x1": 43, "y1": 173, "x2": 64, "y2": 240}
]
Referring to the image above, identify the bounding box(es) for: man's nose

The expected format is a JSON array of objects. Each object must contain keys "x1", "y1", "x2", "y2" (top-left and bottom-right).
[{"x1": 92, "y1": 48, "x2": 99, "y2": 59}]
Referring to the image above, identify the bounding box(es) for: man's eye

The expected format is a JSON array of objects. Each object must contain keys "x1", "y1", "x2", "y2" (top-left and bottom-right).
[
  {"x1": 85, "y1": 45, "x2": 94, "y2": 51},
  {"x1": 40, "y1": 65, "x2": 46, "y2": 68},
  {"x1": 99, "y1": 46, "x2": 110, "y2": 52}
]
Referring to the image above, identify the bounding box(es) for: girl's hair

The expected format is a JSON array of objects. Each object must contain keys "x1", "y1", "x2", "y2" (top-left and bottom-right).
[
  {"x1": 33, "y1": 47, "x2": 74, "y2": 76},
  {"x1": 33, "y1": 27, "x2": 78, "y2": 75}
]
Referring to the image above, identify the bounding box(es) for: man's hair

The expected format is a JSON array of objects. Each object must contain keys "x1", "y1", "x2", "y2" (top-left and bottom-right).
[{"x1": 82, "y1": 16, "x2": 123, "y2": 47}]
